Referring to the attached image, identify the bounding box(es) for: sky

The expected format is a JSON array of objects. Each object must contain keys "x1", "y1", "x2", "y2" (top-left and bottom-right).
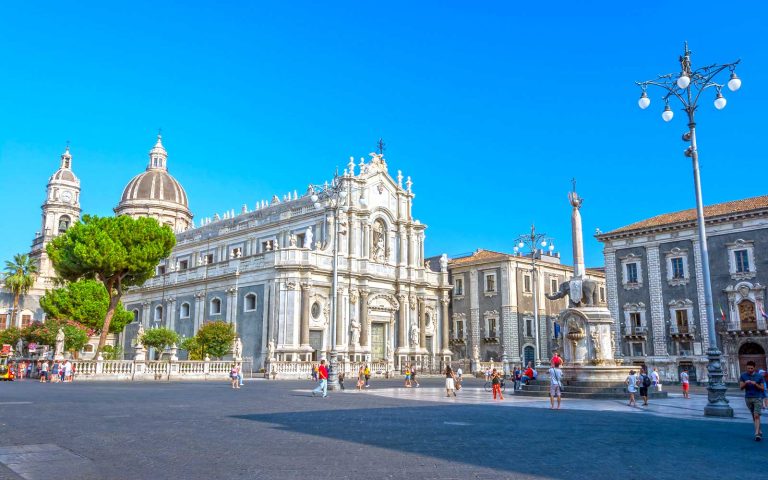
[{"x1": 1, "y1": 1, "x2": 766, "y2": 268}]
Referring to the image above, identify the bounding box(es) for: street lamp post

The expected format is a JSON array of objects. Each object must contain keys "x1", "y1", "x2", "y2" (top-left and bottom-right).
[
  {"x1": 636, "y1": 42, "x2": 740, "y2": 418},
  {"x1": 513, "y1": 225, "x2": 555, "y2": 368},
  {"x1": 310, "y1": 172, "x2": 348, "y2": 391}
]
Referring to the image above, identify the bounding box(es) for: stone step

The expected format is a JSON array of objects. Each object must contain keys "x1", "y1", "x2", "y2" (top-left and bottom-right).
[{"x1": 514, "y1": 389, "x2": 669, "y2": 400}]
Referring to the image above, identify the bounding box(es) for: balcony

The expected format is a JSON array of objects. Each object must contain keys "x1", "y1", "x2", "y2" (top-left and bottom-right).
[
  {"x1": 449, "y1": 337, "x2": 466, "y2": 345},
  {"x1": 482, "y1": 336, "x2": 499, "y2": 344},
  {"x1": 670, "y1": 324, "x2": 694, "y2": 338},
  {"x1": 623, "y1": 325, "x2": 648, "y2": 338}
]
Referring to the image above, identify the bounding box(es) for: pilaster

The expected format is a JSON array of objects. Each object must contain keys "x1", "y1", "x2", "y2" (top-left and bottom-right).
[
  {"x1": 692, "y1": 239, "x2": 710, "y2": 347},
  {"x1": 647, "y1": 245, "x2": 668, "y2": 356},
  {"x1": 604, "y1": 248, "x2": 621, "y2": 356}
]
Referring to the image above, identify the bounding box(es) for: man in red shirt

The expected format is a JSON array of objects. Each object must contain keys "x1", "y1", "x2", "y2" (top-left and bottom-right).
[
  {"x1": 522, "y1": 362, "x2": 534, "y2": 385},
  {"x1": 312, "y1": 359, "x2": 328, "y2": 398}
]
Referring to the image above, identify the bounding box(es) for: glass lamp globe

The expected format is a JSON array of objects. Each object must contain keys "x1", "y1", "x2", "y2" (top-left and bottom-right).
[
  {"x1": 313, "y1": 202, "x2": 322, "y2": 210},
  {"x1": 540, "y1": 240, "x2": 547, "y2": 247},
  {"x1": 728, "y1": 73, "x2": 741, "y2": 92},
  {"x1": 638, "y1": 92, "x2": 650, "y2": 109},
  {"x1": 662, "y1": 106, "x2": 674, "y2": 122},
  {"x1": 513, "y1": 246, "x2": 519, "y2": 253},
  {"x1": 518, "y1": 241, "x2": 524, "y2": 249},
  {"x1": 310, "y1": 194, "x2": 319, "y2": 203},
  {"x1": 677, "y1": 74, "x2": 691, "y2": 89},
  {"x1": 549, "y1": 244, "x2": 555, "y2": 251},
  {"x1": 714, "y1": 93, "x2": 727, "y2": 110}
]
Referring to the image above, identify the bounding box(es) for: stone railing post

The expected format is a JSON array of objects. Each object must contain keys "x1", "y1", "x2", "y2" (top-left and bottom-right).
[
  {"x1": 204, "y1": 355, "x2": 211, "y2": 375},
  {"x1": 96, "y1": 353, "x2": 104, "y2": 375}
]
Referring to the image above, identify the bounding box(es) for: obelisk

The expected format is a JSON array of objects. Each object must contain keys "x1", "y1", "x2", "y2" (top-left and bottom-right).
[{"x1": 568, "y1": 182, "x2": 585, "y2": 278}]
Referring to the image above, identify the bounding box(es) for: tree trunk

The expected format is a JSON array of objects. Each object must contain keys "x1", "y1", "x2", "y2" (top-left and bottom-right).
[
  {"x1": 96, "y1": 294, "x2": 121, "y2": 354},
  {"x1": 12, "y1": 293, "x2": 20, "y2": 329}
]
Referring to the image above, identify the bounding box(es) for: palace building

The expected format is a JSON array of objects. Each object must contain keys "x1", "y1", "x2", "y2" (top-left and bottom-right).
[{"x1": 597, "y1": 195, "x2": 768, "y2": 382}]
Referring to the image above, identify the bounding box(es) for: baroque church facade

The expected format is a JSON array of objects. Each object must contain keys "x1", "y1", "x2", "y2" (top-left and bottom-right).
[
  {"x1": 115, "y1": 137, "x2": 452, "y2": 370},
  {"x1": 0, "y1": 147, "x2": 82, "y2": 332}
]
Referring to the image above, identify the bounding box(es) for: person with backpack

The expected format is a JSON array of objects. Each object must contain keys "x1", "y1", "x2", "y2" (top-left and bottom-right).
[{"x1": 639, "y1": 367, "x2": 652, "y2": 406}]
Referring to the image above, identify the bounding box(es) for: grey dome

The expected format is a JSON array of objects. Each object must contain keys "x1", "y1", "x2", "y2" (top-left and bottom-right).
[{"x1": 120, "y1": 169, "x2": 189, "y2": 207}]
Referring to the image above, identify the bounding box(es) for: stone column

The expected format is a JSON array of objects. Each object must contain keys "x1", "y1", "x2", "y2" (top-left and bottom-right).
[
  {"x1": 360, "y1": 289, "x2": 370, "y2": 348},
  {"x1": 166, "y1": 297, "x2": 177, "y2": 332},
  {"x1": 441, "y1": 296, "x2": 450, "y2": 353},
  {"x1": 194, "y1": 292, "x2": 205, "y2": 333},
  {"x1": 399, "y1": 226, "x2": 407, "y2": 266},
  {"x1": 300, "y1": 283, "x2": 311, "y2": 347},
  {"x1": 397, "y1": 294, "x2": 408, "y2": 349},
  {"x1": 419, "y1": 298, "x2": 426, "y2": 350},
  {"x1": 336, "y1": 288, "x2": 344, "y2": 348},
  {"x1": 225, "y1": 287, "x2": 237, "y2": 324},
  {"x1": 141, "y1": 301, "x2": 151, "y2": 328}
]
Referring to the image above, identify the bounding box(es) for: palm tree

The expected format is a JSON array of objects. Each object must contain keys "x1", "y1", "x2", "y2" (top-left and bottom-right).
[{"x1": 3, "y1": 254, "x2": 38, "y2": 328}]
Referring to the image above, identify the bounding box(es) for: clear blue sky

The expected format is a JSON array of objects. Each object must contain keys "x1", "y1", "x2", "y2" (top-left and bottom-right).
[{"x1": 1, "y1": 1, "x2": 766, "y2": 268}]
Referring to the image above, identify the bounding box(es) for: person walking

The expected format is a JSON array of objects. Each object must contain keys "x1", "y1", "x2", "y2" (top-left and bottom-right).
[
  {"x1": 40, "y1": 360, "x2": 49, "y2": 383},
  {"x1": 549, "y1": 360, "x2": 563, "y2": 409},
  {"x1": 651, "y1": 367, "x2": 660, "y2": 392},
  {"x1": 411, "y1": 368, "x2": 420, "y2": 388},
  {"x1": 357, "y1": 367, "x2": 365, "y2": 390},
  {"x1": 363, "y1": 365, "x2": 371, "y2": 388},
  {"x1": 491, "y1": 369, "x2": 504, "y2": 401},
  {"x1": 230, "y1": 363, "x2": 240, "y2": 389},
  {"x1": 444, "y1": 365, "x2": 457, "y2": 397},
  {"x1": 404, "y1": 365, "x2": 412, "y2": 388},
  {"x1": 513, "y1": 365, "x2": 522, "y2": 391},
  {"x1": 312, "y1": 359, "x2": 328, "y2": 398},
  {"x1": 740, "y1": 360, "x2": 765, "y2": 441},
  {"x1": 626, "y1": 370, "x2": 639, "y2": 407},
  {"x1": 311, "y1": 364, "x2": 318, "y2": 382},
  {"x1": 680, "y1": 368, "x2": 690, "y2": 399},
  {"x1": 638, "y1": 367, "x2": 651, "y2": 406},
  {"x1": 64, "y1": 360, "x2": 73, "y2": 382},
  {"x1": 51, "y1": 361, "x2": 60, "y2": 383},
  {"x1": 338, "y1": 371, "x2": 345, "y2": 391}
]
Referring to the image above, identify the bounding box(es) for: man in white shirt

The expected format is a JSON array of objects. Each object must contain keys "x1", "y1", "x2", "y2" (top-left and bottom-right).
[
  {"x1": 548, "y1": 360, "x2": 563, "y2": 409},
  {"x1": 651, "y1": 368, "x2": 660, "y2": 391},
  {"x1": 64, "y1": 360, "x2": 73, "y2": 382}
]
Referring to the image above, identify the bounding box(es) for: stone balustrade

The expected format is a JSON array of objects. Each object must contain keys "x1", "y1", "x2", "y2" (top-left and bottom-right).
[{"x1": 70, "y1": 359, "x2": 237, "y2": 381}]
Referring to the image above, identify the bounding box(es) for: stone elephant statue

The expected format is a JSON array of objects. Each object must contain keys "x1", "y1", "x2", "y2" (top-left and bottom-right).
[{"x1": 546, "y1": 278, "x2": 599, "y2": 308}]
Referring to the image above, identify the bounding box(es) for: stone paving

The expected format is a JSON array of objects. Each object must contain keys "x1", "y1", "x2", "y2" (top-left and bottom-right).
[{"x1": 0, "y1": 377, "x2": 764, "y2": 480}]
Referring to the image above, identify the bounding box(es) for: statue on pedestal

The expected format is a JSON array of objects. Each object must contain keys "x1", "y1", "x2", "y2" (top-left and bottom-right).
[
  {"x1": 305, "y1": 226, "x2": 314, "y2": 250},
  {"x1": 54, "y1": 328, "x2": 65, "y2": 359},
  {"x1": 409, "y1": 323, "x2": 419, "y2": 347},
  {"x1": 233, "y1": 336, "x2": 243, "y2": 359},
  {"x1": 267, "y1": 339, "x2": 275, "y2": 361},
  {"x1": 350, "y1": 320, "x2": 361, "y2": 346}
]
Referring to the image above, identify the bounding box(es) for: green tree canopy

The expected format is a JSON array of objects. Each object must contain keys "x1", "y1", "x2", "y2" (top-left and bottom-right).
[
  {"x1": 181, "y1": 321, "x2": 236, "y2": 359},
  {"x1": 40, "y1": 279, "x2": 133, "y2": 334},
  {"x1": 3, "y1": 253, "x2": 38, "y2": 326},
  {"x1": 47, "y1": 215, "x2": 175, "y2": 352},
  {"x1": 23, "y1": 319, "x2": 90, "y2": 354},
  {"x1": 140, "y1": 327, "x2": 180, "y2": 359}
]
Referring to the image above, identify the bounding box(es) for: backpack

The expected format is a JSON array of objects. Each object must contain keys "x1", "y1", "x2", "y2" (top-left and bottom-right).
[
  {"x1": 642, "y1": 374, "x2": 651, "y2": 388},
  {"x1": 532, "y1": 369, "x2": 538, "y2": 380}
]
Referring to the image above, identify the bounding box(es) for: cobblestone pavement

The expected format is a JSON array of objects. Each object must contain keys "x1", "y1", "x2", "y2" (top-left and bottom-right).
[{"x1": 0, "y1": 377, "x2": 763, "y2": 480}]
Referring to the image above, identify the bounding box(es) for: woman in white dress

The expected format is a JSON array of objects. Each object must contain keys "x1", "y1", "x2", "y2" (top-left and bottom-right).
[
  {"x1": 445, "y1": 366, "x2": 457, "y2": 397},
  {"x1": 625, "y1": 369, "x2": 639, "y2": 406}
]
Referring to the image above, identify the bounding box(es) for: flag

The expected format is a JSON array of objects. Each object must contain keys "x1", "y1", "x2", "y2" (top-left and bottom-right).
[
  {"x1": 719, "y1": 304, "x2": 726, "y2": 322},
  {"x1": 760, "y1": 304, "x2": 768, "y2": 321}
]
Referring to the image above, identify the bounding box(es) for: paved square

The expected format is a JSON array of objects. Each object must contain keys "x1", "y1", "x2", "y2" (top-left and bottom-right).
[{"x1": 0, "y1": 378, "x2": 762, "y2": 479}]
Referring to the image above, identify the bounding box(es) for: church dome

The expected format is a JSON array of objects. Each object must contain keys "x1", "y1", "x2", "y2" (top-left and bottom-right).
[
  {"x1": 120, "y1": 169, "x2": 189, "y2": 206},
  {"x1": 48, "y1": 146, "x2": 79, "y2": 184},
  {"x1": 114, "y1": 134, "x2": 193, "y2": 231}
]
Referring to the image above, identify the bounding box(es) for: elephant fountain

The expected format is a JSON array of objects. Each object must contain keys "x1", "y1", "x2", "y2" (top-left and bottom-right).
[{"x1": 546, "y1": 278, "x2": 599, "y2": 308}]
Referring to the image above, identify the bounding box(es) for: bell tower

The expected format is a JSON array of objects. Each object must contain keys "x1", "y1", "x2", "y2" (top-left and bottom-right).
[{"x1": 29, "y1": 145, "x2": 82, "y2": 289}]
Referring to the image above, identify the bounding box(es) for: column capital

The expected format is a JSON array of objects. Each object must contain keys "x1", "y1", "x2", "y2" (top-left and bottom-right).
[
  {"x1": 300, "y1": 281, "x2": 312, "y2": 291},
  {"x1": 359, "y1": 288, "x2": 371, "y2": 297}
]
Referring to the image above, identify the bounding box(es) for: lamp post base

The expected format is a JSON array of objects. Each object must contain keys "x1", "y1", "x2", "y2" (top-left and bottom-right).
[
  {"x1": 327, "y1": 350, "x2": 341, "y2": 391},
  {"x1": 704, "y1": 347, "x2": 733, "y2": 418}
]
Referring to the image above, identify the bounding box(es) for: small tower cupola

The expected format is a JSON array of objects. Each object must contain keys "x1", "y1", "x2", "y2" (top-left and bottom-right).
[
  {"x1": 60, "y1": 145, "x2": 72, "y2": 170},
  {"x1": 147, "y1": 134, "x2": 168, "y2": 170}
]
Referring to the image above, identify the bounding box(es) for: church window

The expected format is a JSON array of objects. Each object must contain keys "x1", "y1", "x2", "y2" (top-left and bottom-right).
[
  {"x1": 674, "y1": 309, "x2": 689, "y2": 333},
  {"x1": 371, "y1": 219, "x2": 388, "y2": 262},
  {"x1": 154, "y1": 305, "x2": 163, "y2": 322},
  {"x1": 523, "y1": 274, "x2": 532, "y2": 293},
  {"x1": 599, "y1": 286, "x2": 606, "y2": 302},
  {"x1": 132, "y1": 309, "x2": 140, "y2": 323},
  {"x1": 244, "y1": 294, "x2": 257, "y2": 312},
  {"x1": 453, "y1": 278, "x2": 464, "y2": 296},
  {"x1": 180, "y1": 303, "x2": 190, "y2": 318},
  {"x1": 205, "y1": 253, "x2": 214, "y2": 264},
  {"x1": 626, "y1": 263, "x2": 638, "y2": 283},
  {"x1": 735, "y1": 250, "x2": 750, "y2": 273},
  {"x1": 525, "y1": 317, "x2": 533, "y2": 337},
  {"x1": 671, "y1": 257, "x2": 684, "y2": 279},
  {"x1": 485, "y1": 317, "x2": 498, "y2": 338},
  {"x1": 157, "y1": 265, "x2": 166, "y2": 275},
  {"x1": 484, "y1": 273, "x2": 496, "y2": 293},
  {"x1": 210, "y1": 298, "x2": 222, "y2": 315},
  {"x1": 179, "y1": 260, "x2": 189, "y2": 271},
  {"x1": 58, "y1": 215, "x2": 71, "y2": 234},
  {"x1": 551, "y1": 278, "x2": 558, "y2": 294},
  {"x1": 454, "y1": 320, "x2": 464, "y2": 339},
  {"x1": 21, "y1": 315, "x2": 31, "y2": 328},
  {"x1": 83, "y1": 344, "x2": 94, "y2": 353},
  {"x1": 0, "y1": 314, "x2": 7, "y2": 330},
  {"x1": 311, "y1": 302, "x2": 321, "y2": 319},
  {"x1": 630, "y1": 312, "x2": 642, "y2": 327}
]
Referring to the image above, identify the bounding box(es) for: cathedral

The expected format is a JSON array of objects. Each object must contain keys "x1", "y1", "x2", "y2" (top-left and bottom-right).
[{"x1": 2, "y1": 136, "x2": 452, "y2": 370}]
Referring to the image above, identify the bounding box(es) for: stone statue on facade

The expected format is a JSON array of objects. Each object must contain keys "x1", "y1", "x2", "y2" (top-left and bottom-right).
[
  {"x1": 439, "y1": 253, "x2": 448, "y2": 273},
  {"x1": 386, "y1": 343, "x2": 392, "y2": 360},
  {"x1": 233, "y1": 336, "x2": 243, "y2": 359},
  {"x1": 372, "y1": 222, "x2": 386, "y2": 263},
  {"x1": 54, "y1": 328, "x2": 65, "y2": 359},
  {"x1": 410, "y1": 323, "x2": 419, "y2": 347},
  {"x1": 267, "y1": 339, "x2": 275, "y2": 361},
  {"x1": 289, "y1": 234, "x2": 297, "y2": 247},
  {"x1": 350, "y1": 320, "x2": 361, "y2": 346},
  {"x1": 136, "y1": 323, "x2": 145, "y2": 347},
  {"x1": 16, "y1": 338, "x2": 24, "y2": 355},
  {"x1": 305, "y1": 226, "x2": 313, "y2": 250},
  {"x1": 472, "y1": 344, "x2": 480, "y2": 362}
]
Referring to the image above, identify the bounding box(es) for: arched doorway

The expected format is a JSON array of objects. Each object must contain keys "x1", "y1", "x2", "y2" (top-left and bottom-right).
[
  {"x1": 523, "y1": 346, "x2": 535, "y2": 367},
  {"x1": 738, "y1": 342, "x2": 766, "y2": 372}
]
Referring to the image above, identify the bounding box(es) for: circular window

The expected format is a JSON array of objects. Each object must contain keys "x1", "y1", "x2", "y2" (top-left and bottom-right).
[{"x1": 311, "y1": 302, "x2": 321, "y2": 319}]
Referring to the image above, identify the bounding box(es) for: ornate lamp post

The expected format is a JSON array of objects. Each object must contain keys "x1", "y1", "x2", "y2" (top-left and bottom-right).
[
  {"x1": 513, "y1": 225, "x2": 555, "y2": 367},
  {"x1": 310, "y1": 172, "x2": 348, "y2": 390},
  {"x1": 636, "y1": 42, "x2": 741, "y2": 418}
]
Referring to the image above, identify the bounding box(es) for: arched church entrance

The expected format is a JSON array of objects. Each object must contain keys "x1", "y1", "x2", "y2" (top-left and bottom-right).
[
  {"x1": 523, "y1": 346, "x2": 535, "y2": 367},
  {"x1": 738, "y1": 342, "x2": 767, "y2": 372}
]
